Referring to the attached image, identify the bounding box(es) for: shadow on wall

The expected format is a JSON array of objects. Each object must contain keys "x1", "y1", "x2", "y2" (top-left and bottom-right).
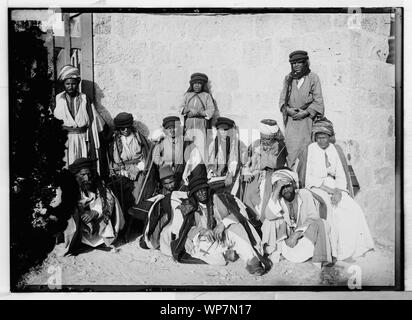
[{"x1": 90, "y1": 79, "x2": 151, "y2": 137}]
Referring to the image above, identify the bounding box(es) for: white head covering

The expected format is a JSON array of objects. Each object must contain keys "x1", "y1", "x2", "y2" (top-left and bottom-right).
[
  {"x1": 58, "y1": 65, "x2": 81, "y2": 81},
  {"x1": 259, "y1": 119, "x2": 279, "y2": 137},
  {"x1": 271, "y1": 169, "x2": 299, "y2": 187}
]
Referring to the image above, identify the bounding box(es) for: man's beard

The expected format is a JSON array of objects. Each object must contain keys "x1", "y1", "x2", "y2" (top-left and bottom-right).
[{"x1": 80, "y1": 181, "x2": 96, "y2": 195}]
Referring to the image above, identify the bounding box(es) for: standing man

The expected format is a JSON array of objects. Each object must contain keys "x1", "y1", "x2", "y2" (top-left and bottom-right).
[
  {"x1": 54, "y1": 65, "x2": 105, "y2": 171},
  {"x1": 279, "y1": 50, "x2": 324, "y2": 167}
]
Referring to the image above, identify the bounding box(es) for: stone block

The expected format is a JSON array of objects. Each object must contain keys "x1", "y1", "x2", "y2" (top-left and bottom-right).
[
  {"x1": 219, "y1": 15, "x2": 256, "y2": 41},
  {"x1": 150, "y1": 41, "x2": 171, "y2": 65},
  {"x1": 291, "y1": 14, "x2": 333, "y2": 34},
  {"x1": 242, "y1": 39, "x2": 273, "y2": 67},
  {"x1": 385, "y1": 141, "x2": 395, "y2": 163},
  {"x1": 184, "y1": 16, "x2": 222, "y2": 41},
  {"x1": 374, "y1": 166, "x2": 394, "y2": 185},
  {"x1": 114, "y1": 66, "x2": 142, "y2": 91},
  {"x1": 255, "y1": 14, "x2": 293, "y2": 39},
  {"x1": 219, "y1": 68, "x2": 239, "y2": 91},
  {"x1": 361, "y1": 14, "x2": 392, "y2": 36},
  {"x1": 94, "y1": 14, "x2": 111, "y2": 35},
  {"x1": 378, "y1": 88, "x2": 395, "y2": 110},
  {"x1": 93, "y1": 35, "x2": 112, "y2": 64}
]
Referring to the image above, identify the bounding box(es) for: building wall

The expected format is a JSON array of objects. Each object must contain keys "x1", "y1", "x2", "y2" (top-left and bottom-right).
[{"x1": 93, "y1": 13, "x2": 394, "y2": 244}]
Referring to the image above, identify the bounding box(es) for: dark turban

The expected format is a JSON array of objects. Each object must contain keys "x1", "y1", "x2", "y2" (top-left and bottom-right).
[
  {"x1": 189, "y1": 72, "x2": 209, "y2": 85},
  {"x1": 162, "y1": 116, "x2": 180, "y2": 129},
  {"x1": 289, "y1": 50, "x2": 309, "y2": 63},
  {"x1": 188, "y1": 164, "x2": 209, "y2": 197},
  {"x1": 159, "y1": 165, "x2": 174, "y2": 181},
  {"x1": 114, "y1": 112, "x2": 134, "y2": 129},
  {"x1": 215, "y1": 117, "x2": 235, "y2": 130},
  {"x1": 312, "y1": 117, "x2": 335, "y2": 137},
  {"x1": 68, "y1": 158, "x2": 97, "y2": 175}
]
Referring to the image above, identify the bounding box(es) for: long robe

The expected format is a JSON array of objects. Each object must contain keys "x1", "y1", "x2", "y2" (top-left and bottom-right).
[
  {"x1": 54, "y1": 91, "x2": 104, "y2": 169},
  {"x1": 261, "y1": 188, "x2": 332, "y2": 263},
  {"x1": 241, "y1": 139, "x2": 287, "y2": 218},
  {"x1": 109, "y1": 131, "x2": 152, "y2": 211},
  {"x1": 181, "y1": 91, "x2": 216, "y2": 158},
  {"x1": 153, "y1": 134, "x2": 185, "y2": 181},
  {"x1": 279, "y1": 72, "x2": 324, "y2": 166},
  {"x1": 296, "y1": 142, "x2": 374, "y2": 261},
  {"x1": 54, "y1": 188, "x2": 125, "y2": 256},
  {"x1": 207, "y1": 135, "x2": 239, "y2": 178}
]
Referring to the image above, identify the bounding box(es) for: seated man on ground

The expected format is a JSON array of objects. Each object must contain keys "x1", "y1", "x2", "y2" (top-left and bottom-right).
[
  {"x1": 260, "y1": 169, "x2": 332, "y2": 267},
  {"x1": 53, "y1": 158, "x2": 125, "y2": 256},
  {"x1": 169, "y1": 164, "x2": 272, "y2": 275}
]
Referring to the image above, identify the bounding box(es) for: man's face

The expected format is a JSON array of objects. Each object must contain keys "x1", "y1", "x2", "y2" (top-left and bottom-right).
[
  {"x1": 261, "y1": 136, "x2": 274, "y2": 148},
  {"x1": 165, "y1": 126, "x2": 176, "y2": 138},
  {"x1": 119, "y1": 127, "x2": 132, "y2": 137},
  {"x1": 281, "y1": 183, "x2": 296, "y2": 202},
  {"x1": 75, "y1": 168, "x2": 95, "y2": 193},
  {"x1": 193, "y1": 82, "x2": 203, "y2": 93},
  {"x1": 195, "y1": 188, "x2": 208, "y2": 204},
  {"x1": 315, "y1": 133, "x2": 331, "y2": 150},
  {"x1": 291, "y1": 60, "x2": 305, "y2": 74},
  {"x1": 63, "y1": 78, "x2": 79, "y2": 96},
  {"x1": 161, "y1": 177, "x2": 175, "y2": 194},
  {"x1": 217, "y1": 127, "x2": 229, "y2": 139}
]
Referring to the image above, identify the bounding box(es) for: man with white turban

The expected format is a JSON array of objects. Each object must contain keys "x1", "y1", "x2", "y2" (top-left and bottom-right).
[
  {"x1": 54, "y1": 65, "x2": 105, "y2": 171},
  {"x1": 261, "y1": 168, "x2": 332, "y2": 267},
  {"x1": 239, "y1": 119, "x2": 287, "y2": 222}
]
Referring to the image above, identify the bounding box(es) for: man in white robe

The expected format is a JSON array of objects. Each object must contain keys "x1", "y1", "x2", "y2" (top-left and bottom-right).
[
  {"x1": 53, "y1": 65, "x2": 105, "y2": 171},
  {"x1": 260, "y1": 169, "x2": 332, "y2": 266},
  {"x1": 295, "y1": 118, "x2": 374, "y2": 261}
]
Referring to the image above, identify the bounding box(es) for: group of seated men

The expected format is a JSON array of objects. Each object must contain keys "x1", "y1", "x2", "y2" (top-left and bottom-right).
[{"x1": 51, "y1": 110, "x2": 375, "y2": 276}]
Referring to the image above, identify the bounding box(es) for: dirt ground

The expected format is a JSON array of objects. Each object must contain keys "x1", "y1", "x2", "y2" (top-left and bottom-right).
[{"x1": 17, "y1": 236, "x2": 394, "y2": 291}]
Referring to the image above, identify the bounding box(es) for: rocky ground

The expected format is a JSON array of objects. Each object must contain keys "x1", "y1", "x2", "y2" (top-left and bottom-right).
[{"x1": 17, "y1": 237, "x2": 394, "y2": 291}]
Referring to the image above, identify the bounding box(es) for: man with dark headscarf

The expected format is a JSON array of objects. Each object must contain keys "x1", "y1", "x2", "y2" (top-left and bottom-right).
[
  {"x1": 207, "y1": 117, "x2": 240, "y2": 192},
  {"x1": 109, "y1": 112, "x2": 152, "y2": 214},
  {"x1": 152, "y1": 116, "x2": 185, "y2": 188},
  {"x1": 168, "y1": 164, "x2": 272, "y2": 275},
  {"x1": 53, "y1": 158, "x2": 125, "y2": 256},
  {"x1": 279, "y1": 50, "x2": 325, "y2": 167},
  {"x1": 181, "y1": 72, "x2": 217, "y2": 162},
  {"x1": 54, "y1": 65, "x2": 105, "y2": 171}
]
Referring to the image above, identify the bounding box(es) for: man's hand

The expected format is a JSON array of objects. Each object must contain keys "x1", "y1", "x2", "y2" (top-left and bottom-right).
[
  {"x1": 331, "y1": 189, "x2": 343, "y2": 207},
  {"x1": 200, "y1": 228, "x2": 215, "y2": 243},
  {"x1": 81, "y1": 210, "x2": 99, "y2": 224},
  {"x1": 213, "y1": 222, "x2": 226, "y2": 243},
  {"x1": 273, "y1": 179, "x2": 291, "y2": 197},
  {"x1": 292, "y1": 110, "x2": 309, "y2": 121},
  {"x1": 286, "y1": 107, "x2": 298, "y2": 117},
  {"x1": 285, "y1": 231, "x2": 303, "y2": 248}
]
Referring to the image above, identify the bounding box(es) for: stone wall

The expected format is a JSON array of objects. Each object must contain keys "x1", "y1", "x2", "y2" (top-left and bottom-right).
[{"x1": 92, "y1": 13, "x2": 394, "y2": 244}]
